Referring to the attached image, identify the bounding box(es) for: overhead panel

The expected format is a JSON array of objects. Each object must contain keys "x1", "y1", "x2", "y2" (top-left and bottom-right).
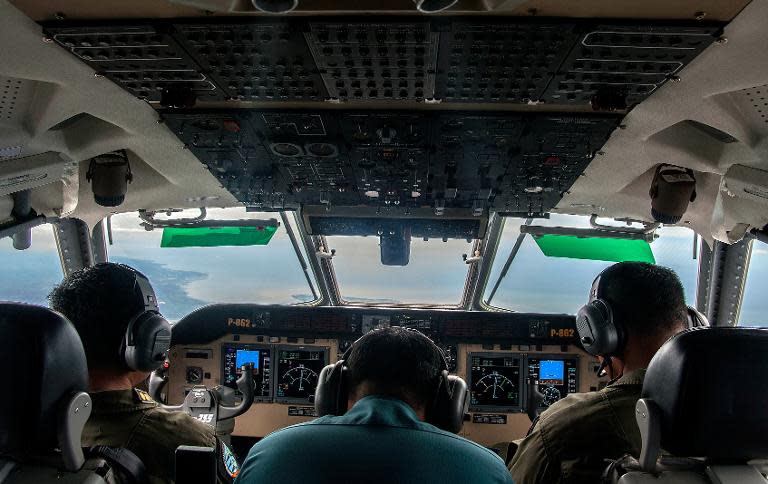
[
  {"x1": 46, "y1": 25, "x2": 224, "y2": 102},
  {"x1": 43, "y1": 18, "x2": 721, "y2": 110},
  {"x1": 542, "y1": 25, "x2": 721, "y2": 106},
  {"x1": 172, "y1": 22, "x2": 327, "y2": 102},
  {"x1": 161, "y1": 110, "x2": 621, "y2": 217},
  {"x1": 306, "y1": 21, "x2": 439, "y2": 102},
  {"x1": 434, "y1": 21, "x2": 578, "y2": 104}
]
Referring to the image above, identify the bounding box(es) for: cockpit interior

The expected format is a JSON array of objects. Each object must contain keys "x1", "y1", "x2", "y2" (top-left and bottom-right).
[{"x1": 1, "y1": 0, "x2": 767, "y2": 483}]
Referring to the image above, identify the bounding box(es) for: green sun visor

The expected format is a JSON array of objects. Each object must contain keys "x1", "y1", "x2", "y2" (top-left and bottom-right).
[
  {"x1": 532, "y1": 234, "x2": 656, "y2": 263},
  {"x1": 161, "y1": 225, "x2": 278, "y2": 248}
]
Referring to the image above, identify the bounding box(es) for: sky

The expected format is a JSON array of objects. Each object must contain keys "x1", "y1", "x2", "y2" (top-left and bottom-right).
[{"x1": 0, "y1": 210, "x2": 766, "y2": 326}]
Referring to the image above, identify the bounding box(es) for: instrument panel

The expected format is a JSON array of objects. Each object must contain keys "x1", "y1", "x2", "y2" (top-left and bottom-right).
[
  {"x1": 468, "y1": 353, "x2": 523, "y2": 411},
  {"x1": 167, "y1": 305, "x2": 603, "y2": 445}
]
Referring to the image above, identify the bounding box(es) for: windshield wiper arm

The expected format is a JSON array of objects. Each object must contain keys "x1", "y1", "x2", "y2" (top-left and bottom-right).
[
  {"x1": 486, "y1": 217, "x2": 533, "y2": 306},
  {"x1": 280, "y1": 212, "x2": 319, "y2": 301}
]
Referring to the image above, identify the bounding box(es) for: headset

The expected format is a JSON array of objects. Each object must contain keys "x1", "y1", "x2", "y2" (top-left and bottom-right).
[
  {"x1": 121, "y1": 271, "x2": 172, "y2": 372},
  {"x1": 576, "y1": 267, "x2": 710, "y2": 374},
  {"x1": 314, "y1": 328, "x2": 468, "y2": 434}
]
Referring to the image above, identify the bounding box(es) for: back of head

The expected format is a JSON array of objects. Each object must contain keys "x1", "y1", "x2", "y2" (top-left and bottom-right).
[
  {"x1": 600, "y1": 261, "x2": 688, "y2": 353},
  {"x1": 48, "y1": 262, "x2": 148, "y2": 372},
  {"x1": 346, "y1": 326, "x2": 443, "y2": 408}
]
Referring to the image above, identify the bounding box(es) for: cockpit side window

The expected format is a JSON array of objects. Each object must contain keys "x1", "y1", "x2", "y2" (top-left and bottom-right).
[
  {"x1": 738, "y1": 240, "x2": 768, "y2": 327},
  {"x1": 0, "y1": 224, "x2": 63, "y2": 305}
]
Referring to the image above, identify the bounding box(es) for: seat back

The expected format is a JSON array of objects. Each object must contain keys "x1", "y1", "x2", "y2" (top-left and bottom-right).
[
  {"x1": 0, "y1": 302, "x2": 145, "y2": 484},
  {"x1": 618, "y1": 327, "x2": 768, "y2": 484},
  {"x1": 0, "y1": 302, "x2": 91, "y2": 471}
]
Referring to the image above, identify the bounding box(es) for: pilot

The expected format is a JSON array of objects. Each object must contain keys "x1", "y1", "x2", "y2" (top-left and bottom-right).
[
  {"x1": 49, "y1": 262, "x2": 239, "y2": 484},
  {"x1": 506, "y1": 262, "x2": 689, "y2": 484},
  {"x1": 235, "y1": 326, "x2": 513, "y2": 484}
]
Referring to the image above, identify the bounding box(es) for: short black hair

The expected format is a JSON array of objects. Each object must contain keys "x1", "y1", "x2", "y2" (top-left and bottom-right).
[
  {"x1": 599, "y1": 262, "x2": 688, "y2": 344},
  {"x1": 48, "y1": 262, "x2": 148, "y2": 371},
  {"x1": 346, "y1": 326, "x2": 443, "y2": 406}
]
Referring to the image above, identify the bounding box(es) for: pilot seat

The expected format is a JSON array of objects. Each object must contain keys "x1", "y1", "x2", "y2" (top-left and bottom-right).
[
  {"x1": 0, "y1": 302, "x2": 147, "y2": 484},
  {"x1": 609, "y1": 327, "x2": 768, "y2": 484}
]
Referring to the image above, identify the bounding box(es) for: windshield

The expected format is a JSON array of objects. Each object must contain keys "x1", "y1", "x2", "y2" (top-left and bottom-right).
[
  {"x1": 484, "y1": 214, "x2": 699, "y2": 313},
  {"x1": 107, "y1": 208, "x2": 318, "y2": 321},
  {"x1": 0, "y1": 224, "x2": 62, "y2": 305},
  {"x1": 327, "y1": 236, "x2": 474, "y2": 306},
  {"x1": 738, "y1": 240, "x2": 767, "y2": 327}
]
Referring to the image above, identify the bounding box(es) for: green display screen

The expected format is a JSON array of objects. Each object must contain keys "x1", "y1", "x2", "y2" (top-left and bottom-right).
[
  {"x1": 532, "y1": 234, "x2": 656, "y2": 263},
  {"x1": 160, "y1": 225, "x2": 277, "y2": 248}
]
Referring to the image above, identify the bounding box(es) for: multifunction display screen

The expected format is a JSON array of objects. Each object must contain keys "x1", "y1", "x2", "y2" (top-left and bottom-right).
[
  {"x1": 527, "y1": 356, "x2": 579, "y2": 408},
  {"x1": 468, "y1": 354, "x2": 522, "y2": 410},
  {"x1": 221, "y1": 345, "x2": 272, "y2": 399},
  {"x1": 275, "y1": 347, "x2": 328, "y2": 401}
]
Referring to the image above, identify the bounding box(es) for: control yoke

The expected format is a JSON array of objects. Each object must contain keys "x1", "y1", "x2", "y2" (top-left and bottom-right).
[
  {"x1": 526, "y1": 378, "x2": 545, "y2": 423},
  {"x1": 161, "y1": 364, "x2": 255, "y2": 426}
]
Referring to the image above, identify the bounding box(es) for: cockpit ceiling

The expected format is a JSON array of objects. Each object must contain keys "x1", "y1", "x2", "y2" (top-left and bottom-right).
[{"x1": 1, "y1": 0, "x2": 767, "y2": 242}]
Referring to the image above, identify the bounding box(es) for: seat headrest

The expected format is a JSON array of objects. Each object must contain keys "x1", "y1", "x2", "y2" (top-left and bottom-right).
[
  {"x1": 0, "y1": 303, "x2": 89, "y2": 456},
  {"x1": 642, "y1": 327, "x2": 768, "y2": 461}
]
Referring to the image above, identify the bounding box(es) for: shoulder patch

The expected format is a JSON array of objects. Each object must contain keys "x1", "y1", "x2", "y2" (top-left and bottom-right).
[
  {"x1": 220, "y1": 440, "x2": 240, "y2": 480},
  {"x1": 133, "y1": 388, "x2": 154, "y2": 404}
]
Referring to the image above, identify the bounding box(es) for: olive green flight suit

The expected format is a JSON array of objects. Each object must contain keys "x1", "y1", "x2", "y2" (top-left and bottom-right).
[
  {"x1": 81, "y1": 388, "x2": 218, "y2": 484},
  {"x1": 507, "y1": 369, "x2": 646, "y2": 484}
]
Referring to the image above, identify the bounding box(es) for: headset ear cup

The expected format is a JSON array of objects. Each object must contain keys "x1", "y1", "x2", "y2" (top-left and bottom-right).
[
  {"x1": 576, "y1": 299, "x2": 620, "y2": 356},
  {"x1": 315, "y1": 362, "x2": 347, "y2": 417},
  {"x1": 124, "y1": 312, "x2": 171, "y2": 372},
  {"x1": 428, "y1": 372, "x2": 468, "y2": 434}
]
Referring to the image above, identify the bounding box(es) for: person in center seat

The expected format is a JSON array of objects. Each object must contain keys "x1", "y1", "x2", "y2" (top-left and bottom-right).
[
  {"x1": 49, "y1": 262, "x2": 239, "y2": 484},
  {"x1": 506, "y1": 262, "x2": 689, "y2": 484},
  {"x1": 236, "y1": 326, "x2": 513, "y2": 484}
]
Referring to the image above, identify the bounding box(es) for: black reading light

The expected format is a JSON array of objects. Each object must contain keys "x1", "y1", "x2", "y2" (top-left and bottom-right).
[
  {"x1": 86, "y1": 151, "x2": 133, "y2": 207},
  {"x1": 649, "y1": 164, "x2": 697, "y2": 224}
]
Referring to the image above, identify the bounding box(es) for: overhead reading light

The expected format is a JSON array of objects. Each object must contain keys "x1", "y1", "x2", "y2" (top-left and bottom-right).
[
  {"x1": 86, "y1": 150, "x2": 132, "y2": 207},
  {"x1": 414, "y1": 0, "x2": 458, "y2": 13},
  {"x1": 649, "y1": 164, "x2": 697, "y2": 224},
  {"x1": 252, "y1": 0, "x2": 298, "y2": 13}
]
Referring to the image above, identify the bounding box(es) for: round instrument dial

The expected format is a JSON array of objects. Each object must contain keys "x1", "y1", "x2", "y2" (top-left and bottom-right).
[
  {"x1": 279, "y1": 365, "x2": 319, "y2": 398},
  {"x1": 475, "y1": 371, "x2": 516, "y2": 400},
  {"x1": 542, "y1": 386, "x2": 562, "y2": 406}
]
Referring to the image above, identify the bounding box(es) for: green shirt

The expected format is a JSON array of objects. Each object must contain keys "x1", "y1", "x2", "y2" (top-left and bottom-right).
[
  {"x1": 236, "y1": 395, "x2": 514, "y2": 484},
  {"x1": 81, "y1": 388, "x2": 217, "y2": 484},
  {"x1": 508, "y1": 369, "x2": 646, "y2": 484}
]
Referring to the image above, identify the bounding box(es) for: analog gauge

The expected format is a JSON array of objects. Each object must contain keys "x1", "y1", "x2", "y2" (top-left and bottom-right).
[
  {"x1": 475, "y1": 371, "x2": 515, "y2": 400},
  {"x1": 542, "y1": 386, "x2": 562, "y2": 406},
  {"x1": 186, "y1": 366, "x2": 203, "y2": 384},
  {"x1": 305, "y1": 142, "x2": 338, "y2": 158},
  {"x1": 279, "y1": 365, "x2": 319, "y2": 398},
  {"x1": 270, "y1": 142, "x2": 303, "y2": 157}
]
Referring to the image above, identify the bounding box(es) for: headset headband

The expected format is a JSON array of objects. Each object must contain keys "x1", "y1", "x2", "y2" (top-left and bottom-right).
[
  {"x1": 342, "y1": 327, "x2": 449, "y2": 373},
  {"x1": 133, "y1": 272, "x2": 159, "y2": 313}
]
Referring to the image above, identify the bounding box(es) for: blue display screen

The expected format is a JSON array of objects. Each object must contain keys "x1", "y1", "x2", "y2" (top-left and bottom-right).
[
  {"x1": 539, "y1": 360, "x2": 564, "y2": 381},
  {"x1": 235, "y1": 349, "x2": 260, "y2": 369}
]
